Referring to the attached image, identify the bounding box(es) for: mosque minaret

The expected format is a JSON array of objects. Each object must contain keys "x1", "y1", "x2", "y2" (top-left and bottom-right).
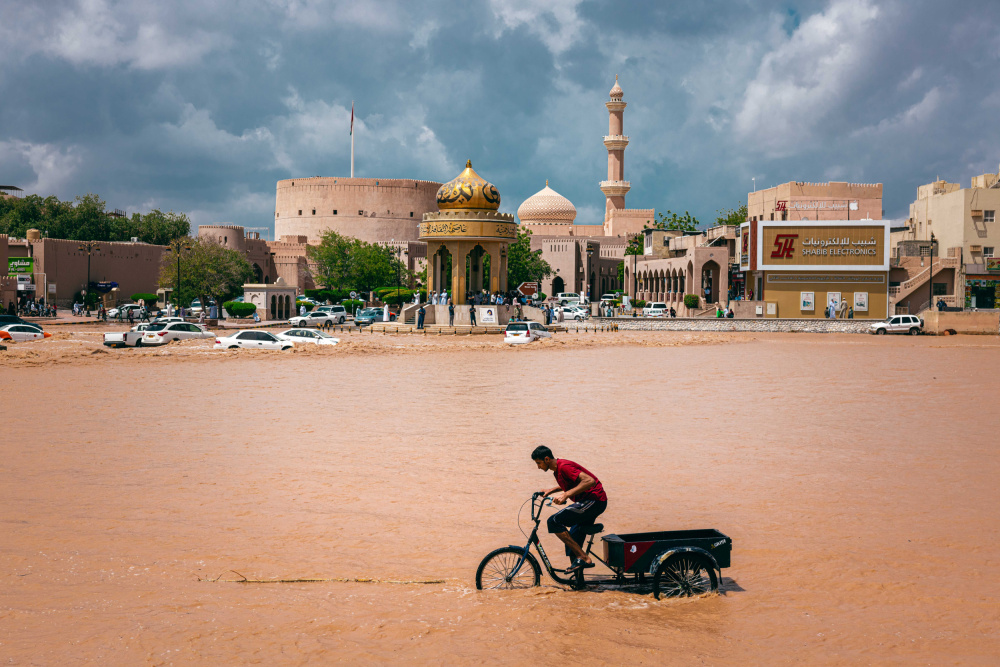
[{"x1": 600, "y1": 75, "x2": 631, "y2": 226}]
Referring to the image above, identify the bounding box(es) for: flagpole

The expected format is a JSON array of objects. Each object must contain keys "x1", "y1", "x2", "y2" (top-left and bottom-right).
[{"x1": 350, "y1": 100, "x2": 355, "y2": 178}]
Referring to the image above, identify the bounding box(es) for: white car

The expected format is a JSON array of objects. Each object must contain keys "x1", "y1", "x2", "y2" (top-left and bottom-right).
[
  {"x1": 107, "y1": 304, "x2": 143, "y2": 319},
  {"x1": 288, "y1": 311, "x2": 338, "y2": 327},
  {"x1": 503, "y1": 322, "x2": 539, "y2": 344},
  {"x1": 0, "y1": 324, "x2": 51, "y2": 342},
  {"x1": 152, "y1": 316, "x2": 186, "y2": 325},
  {"x1": 560, "y1": 305, "x2": 589, "y2": 321},
  {"x1": 312, "y1": 305, "x2": 350, "y2": 323},
  {"x1": 527, "y1": 321, "x2": 552, "y2": 338},
  {"x1": 642, "y1": 302, "x2": 668, "y2": 317},
  {"x1": 215, "y1": 330, "x2": 293, "y2": 350},
  {"x1": 140, "y1": 322, "x2": 215, "y2": 346},
  {"x1": 276, "y1": 328, "x2": 340, "y2": 346},
  {"x1": 870, "y1": 315, "x2": 924, "y2": 335},
  {"x1": 556, "y1": 292, "x2": 584, "y2": 306}
]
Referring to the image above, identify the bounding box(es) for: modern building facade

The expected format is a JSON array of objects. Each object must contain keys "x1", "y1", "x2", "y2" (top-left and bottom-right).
[{"x1": 749, "y1": 181, "x2": 883, "y2": 223}]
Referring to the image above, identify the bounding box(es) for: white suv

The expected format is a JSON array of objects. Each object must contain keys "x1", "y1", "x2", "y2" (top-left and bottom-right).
[
  {"x1": 556, "y1": 292, "x2": 583, "y2": 306},
  {"x1": 870, "y1": 315, "x2": 923, "y2": 335},
  {"x1": 314, "y1": 305, "x2": 350, "y2": 323},
  {"x1": 642, "y1": 302, "x2": 668, "y2": 317}
]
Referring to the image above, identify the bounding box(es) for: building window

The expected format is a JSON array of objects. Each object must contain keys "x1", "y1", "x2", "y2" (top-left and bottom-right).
[
  {"x1": 298, "y1": 210, "x2": 302, "y2": 215},
  {"x1": 333, "y1": 210, "x2": 337, "y2": 215},
  {"x1": 984, "y1": 247, "x2": 995, "y2": 257},
  {"x1": 312, "y1": 209, "x2": 316, "y2": 215},
  {"x1": 985, "y1": 210, "x2": 996, "y2": 223},
  {"x1": 410, "y1": 212, "x2": 414, "y2": 217},
  {"x1": 769, "y1": 213, "x2": 774, "y2": 220},
  {"x1": 275, "y1": 212, "x2": 279, "y2": 217},
  {"x1": 359, "y1": 210, "x2": 364, "y2": 215},
  {"x1": 920, "y1": 246, "x2": 930, "y2": 256},
  {"x1": 932, "y1": 283, "x2": 947, "y2": 296}
]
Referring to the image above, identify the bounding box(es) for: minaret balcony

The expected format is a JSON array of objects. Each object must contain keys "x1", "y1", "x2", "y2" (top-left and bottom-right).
[
  {"x1": 603, "y1": 135, "x2": 629, "y2": 150},
  {"x1": 600, "y1": 180, "x2": 631, "y2": 197}
]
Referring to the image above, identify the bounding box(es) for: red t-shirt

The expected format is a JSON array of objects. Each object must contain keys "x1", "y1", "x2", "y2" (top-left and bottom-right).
[{"x1": 554, "y1": 459, "x2": 607, "y2": 502}]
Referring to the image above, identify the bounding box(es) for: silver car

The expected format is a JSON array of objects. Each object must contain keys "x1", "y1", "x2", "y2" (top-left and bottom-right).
[
  {"x1": 141, "y1": 322, "x2": 215, "y2": 346},
  {"x1": 275, "y1": 328, "x2": 340, "y2": 346}
]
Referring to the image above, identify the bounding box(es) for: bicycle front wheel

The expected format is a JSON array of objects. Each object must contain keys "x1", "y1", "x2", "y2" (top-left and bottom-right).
[{"x1": 476, "y1": 547, "x2": 540, "y2": 590}]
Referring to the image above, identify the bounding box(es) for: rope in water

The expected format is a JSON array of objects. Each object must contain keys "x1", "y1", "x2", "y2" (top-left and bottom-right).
[{"x1": 199, "y1": 570, "x2": 447, "y2": 585}]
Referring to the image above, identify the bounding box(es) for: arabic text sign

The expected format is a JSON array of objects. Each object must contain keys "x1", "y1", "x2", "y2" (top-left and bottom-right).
[
  {"x1": 8, "y1": 257, "x2": 33, "y2": 275},
  {"x1": 760, "y1": 224, "x2": 886, "y2": 268}
]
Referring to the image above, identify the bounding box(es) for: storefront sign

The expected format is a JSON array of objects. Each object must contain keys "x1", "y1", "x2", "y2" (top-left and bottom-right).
[
  {"x1": 776, "y1": 200, "x2": 859, "y2": 211},
  {"x1": 17, "y1": 283, "x2": 35, "y2": 291},
  {"x1": 987, "y1": 257, "x2": 1000, "y2": 272},
  {"x1": 8, "y1": 257, "x2": 33, "y2": 275},
  {"x1": 767, "y1": 274, "x2": 885, "y2": 284},
  {"x1": 757, "y1": 222, "x2": 889, "y2": 271}
]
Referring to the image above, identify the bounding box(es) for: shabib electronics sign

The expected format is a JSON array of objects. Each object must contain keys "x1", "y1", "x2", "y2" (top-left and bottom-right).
[
  {"x1": 757, "y1": 221, "x2": 889, "y2": 271},
  {"x1": 8, "y1": 257, "x2": 34, "y2": 275}
]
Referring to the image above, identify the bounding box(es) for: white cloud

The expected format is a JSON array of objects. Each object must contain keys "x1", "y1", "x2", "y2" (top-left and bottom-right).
[
  {"x1": 489, "y1": 0, "x2": 585, "y2": 55},
  {"x1": 734, "y1": 0, "x2": 882, "y2": 157},
  {"x1": 0, "y1": 140, "x2": 83, "y2": 195}
]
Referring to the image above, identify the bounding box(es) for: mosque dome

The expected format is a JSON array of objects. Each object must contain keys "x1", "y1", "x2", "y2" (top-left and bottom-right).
[
  {"x1": 436, "y1": 160, "x2": 501, "y2": 211},
  {"x1": 517, "y1": 181, "x2": 577, "y2": 223},
  {"x1": 609, "y1": 75, "x2": 623, "y2": 100}
]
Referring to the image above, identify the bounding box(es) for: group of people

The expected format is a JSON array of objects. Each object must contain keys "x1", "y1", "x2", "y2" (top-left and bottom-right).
[
  {"x1": 9, "y1": 298, "x2": 55, "y2": 317},
  {"x1": 715, "y1": 306, "x2": 735, "y2": 318},
  {"x1": 824, "y1": 301, "x2": 855, "y2": 319}
]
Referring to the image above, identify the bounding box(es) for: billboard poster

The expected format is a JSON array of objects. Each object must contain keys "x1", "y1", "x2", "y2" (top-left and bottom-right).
[
  {"x1": 739, "y1": 223, "x2": 751, "y2": 270},
  {"x1": 854, "y1": 292, "x2": 868, "y2": 312},
  {"x1": 757, "y1": 222, "x2": 889, "y2": 271},
  {"x1": 800, "y1": 292, "x2": 814, "y2": 311},
  {"x1": 8, "y1": 257, "x2": 33, "y2": 275},
  {"x1": 480, "y1": 307, "x2": 497, "y2": 324}
]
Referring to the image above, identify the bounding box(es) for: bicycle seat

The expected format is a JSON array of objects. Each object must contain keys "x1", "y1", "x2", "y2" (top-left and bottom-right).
[{"x1": 583, "y1": 523, "x2": 604, "y2": 535}]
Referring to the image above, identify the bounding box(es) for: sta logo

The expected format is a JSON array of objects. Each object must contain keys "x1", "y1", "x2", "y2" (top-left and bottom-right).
[{"x1": 770, "y1": 234, "x2": 798, "y2": 259}]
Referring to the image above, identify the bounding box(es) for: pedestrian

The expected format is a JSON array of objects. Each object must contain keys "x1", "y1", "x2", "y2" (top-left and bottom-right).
[
  {"x1": 140, "y1": 306, "x2": 149, "y2": 323},
  {"x1": 300, "y1": 303, "x2": 306, "y2": 317},
  {"x1": 937, "y1": 298, "x2": 946, "y2": 311},
  {"x1": 199, "y1": 310, "x2": 206, "y2": 324},
  {"x1": 557, "y1": 306, "x2": 564, "y2": 323},
  {"x1": 726, "y1": 307, "x2": 734, "y2": 318},
  {"x1": 383, "y1": 303, "x2": 390, "y2": 322},
  {"x1": 848, "y1": 307, "x2": 854, "y2": 319},
  {"x1": 127, "y1": 309, "x2": 134, "y2": 325},
  {"x1": 469, "y1": 303, "x2": 477, "y2": 327},
  {"x1": 417, "y1": 303, "x2": 425, "y2": 330},
  {"x1": 253, "y1": 310, "x2": 261, "y2": 323},
  {"x1": 449, "y1": 302, "x2": 455, "y2": 327},
  {"x1": 670, "y1": 307, "x2": 676, "y2": 318}
]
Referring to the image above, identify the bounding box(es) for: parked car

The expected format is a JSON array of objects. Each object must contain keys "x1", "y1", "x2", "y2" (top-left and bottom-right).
[
  {"x1": 556, "y1": 292, "x2": 584, "y2": 306},
  {"x1": 288, "y1": 311, "x2": 338, "y2": 327},
  {"x1": 503, "y1": 321, "x2": 539, "y2": 344},
  {"x1": 107, "y1": 304, "x2": 144, "y2": 319},
  {"x1": 642, "y1": 302, "x2": 669, "y2": 317},
  {"x1": 560, "y1": 305, "x2": 589, "y2": 321},
  {"x1": 140, "y1": 322, "x2": 215, "y2": 346},
  {"x1": 311, "y1": 305, "x2": 350, "y2": 323},
  {"x1": 0, "y1": 324, "x2": 51, "y2": 342},
  {"x1": 870, "y1": 315, "x2": 924, "y2": 335},
  {"x1": 188, "y1": 299, "x2": 217, "y2": 315},
  {"x1": 527, "y1": 321, "x2": 552, "y2": 338},
  {"x1": 275, "y1": 328, "x2": 340, "y2": 346},
  {"x1": 214, "y1": 330, "x2": 293, "y2": 350},
  {"x1": 355, "y1": 307, "x2": 395, "y2": 326}
]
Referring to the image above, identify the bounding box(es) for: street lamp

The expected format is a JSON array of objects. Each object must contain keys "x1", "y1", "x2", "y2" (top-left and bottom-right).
[
  {"x1": 168, "y1": 239, "x2": 192, "y2": 315},
  {"x1": 929, "y1": 231, "x2": 936, "y2": 310},
  {"x1": 390, "y1": 239, "x2": 402, "y2": 316},
  {"x1": 78, "y1": 240, "x2": 100, "y2": 315}
]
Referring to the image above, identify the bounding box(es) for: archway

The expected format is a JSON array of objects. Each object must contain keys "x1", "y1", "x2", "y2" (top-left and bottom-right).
[
  {"x1": 252, "y1": 263, "x2": 263, "y2": 283},
  {"x1": 465, "y1": 244, "x2": 487, "y2": 297},
  {"x1": 552, "y1": 275, "x2": 565, "y2": 296},
  {"x1": 271, "y1": 295, "x2": 276, "y2": 319},
  {"x1": 701, "y1": 260, "x2": 721, "y2": 305},
  {"x1": 432, "y1": 245, "x2": 452, "y2": 297}
]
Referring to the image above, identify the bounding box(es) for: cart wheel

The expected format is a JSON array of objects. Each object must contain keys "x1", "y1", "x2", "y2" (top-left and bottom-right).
[
  {"x1": 475, "y1": 547, "x2": 540, "y2": 590},
  {"x1": 653, "y1": 554, "x2": 718, "y2": 600}
]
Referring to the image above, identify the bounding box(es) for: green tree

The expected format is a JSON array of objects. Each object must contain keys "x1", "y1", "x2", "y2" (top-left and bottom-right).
[
  {"x1": 158, "y1": 237, "x2": 253, "y2": 310},
  {"x1": 307, "y1": 231, "x2": 407, "y2": 293},
  {"x1": 657, "y1": 209, "x2": 700, "y2": 231},
  {"x1": 506, "y1": 226, "x2": 552, "y2": 287},
  {"x1": 130, "y1": 209, "x2": 191, "y2": 245},
  {"x1": 715, "y1": 203, "x2": 747, "y2": 226}
]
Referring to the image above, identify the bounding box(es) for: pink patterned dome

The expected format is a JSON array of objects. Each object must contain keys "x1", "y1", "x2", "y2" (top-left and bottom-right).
[
  {"x1": 609, "y1": 75, "x2": 623, "y2": 100},
  {"x1": 517, "y1": 181, "x2": 577, "y2": 223}
]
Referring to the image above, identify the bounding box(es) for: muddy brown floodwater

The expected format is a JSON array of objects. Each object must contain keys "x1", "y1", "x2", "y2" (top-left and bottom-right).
[{"x1": 2, "y1": 331, "x2": 999, "y2": 665}]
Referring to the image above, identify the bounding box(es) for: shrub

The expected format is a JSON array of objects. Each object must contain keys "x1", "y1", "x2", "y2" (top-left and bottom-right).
[
  {"x1": 295, "y1": 300, "x2": 314, "y2": 312},
  {"x1": 632, "y1": 299, "x2": 647, "y2": 309},
  {"x1": 683, "y1": 294, "x2": 700, "y2": 309},
  {"x1": 131, "y1": 293, "x2": 159, "y2": 303},
  {"x1": 536, "y1": 292, "x2": 546, "y2": 301},
  {"x1": 381, "y1": 288, "x2": 415, "y2": 305},
  {"x1": 224, "y1": 301, "x2": 257, "y2": 317},
  {"x1": 341, "y1": 299, "x2": 364, "y2": 312}
]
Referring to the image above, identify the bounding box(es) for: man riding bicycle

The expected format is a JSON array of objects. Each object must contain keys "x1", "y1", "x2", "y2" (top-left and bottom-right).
[{"x1": 532, "y1": 446, "x2": 608, "y2": 573}]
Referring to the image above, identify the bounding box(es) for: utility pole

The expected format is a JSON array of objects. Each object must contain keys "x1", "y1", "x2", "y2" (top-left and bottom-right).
[
  {"x1": 168, "y1": 239, "x2": 192, "y2": 314},
  {"x1": 78, "y1": 241, "x2": 100, "y2": 315}
]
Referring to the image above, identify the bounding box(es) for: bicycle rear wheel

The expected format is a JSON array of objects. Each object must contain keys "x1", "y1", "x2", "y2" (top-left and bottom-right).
[
  {"x1": 653, "y1": 554, "x2": 718, "y2": 599},
  {"x1": 476, "y1": 547, "x2": 540, "y2": 590}
]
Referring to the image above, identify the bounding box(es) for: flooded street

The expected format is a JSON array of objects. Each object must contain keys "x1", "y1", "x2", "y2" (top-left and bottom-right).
[{"x1": 2, "y1": 332, "x2": 999, "y2": 664}]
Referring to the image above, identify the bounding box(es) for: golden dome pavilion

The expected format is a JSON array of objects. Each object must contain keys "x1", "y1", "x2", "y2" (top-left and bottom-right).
[{"x1": 436, "y1": 160, "x2": 501, "y2": 211}]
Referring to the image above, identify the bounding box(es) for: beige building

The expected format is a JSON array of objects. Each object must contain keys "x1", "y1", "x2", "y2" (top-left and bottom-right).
[
  {"x1": 903, "y1": 167, "x2": 1000, "y2": 309},
  {"x1": 273, "y1": 177, "x2": 441, "y2": 245},
  {"x1": 531, "y1": 235, "x2": 625, "y2": 300},
  {"x1": 749, "y1": 181, "x2": 883, "y2": 223}
]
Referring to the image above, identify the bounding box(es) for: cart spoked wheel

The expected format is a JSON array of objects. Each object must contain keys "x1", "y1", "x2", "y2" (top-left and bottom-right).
[
  {"x1": 476, "y1": 547, "x2": 541, "y2": 590},
  {"x1": 653, "y1": 554, "x2": 718, "y2": 600}
]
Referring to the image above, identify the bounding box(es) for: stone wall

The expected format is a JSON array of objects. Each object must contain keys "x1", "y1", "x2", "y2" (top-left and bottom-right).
[{"x1": 612, "y1": 317, "x2": 873, "y2": 333}]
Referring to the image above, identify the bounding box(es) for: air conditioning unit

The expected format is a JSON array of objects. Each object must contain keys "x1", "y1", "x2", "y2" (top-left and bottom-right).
[
  {"x1": 970, "y1": 245, "x2": 982, "y2": 252},
  {"x1": 971, "y1": 210, "x2": 984, "y2": 218}
]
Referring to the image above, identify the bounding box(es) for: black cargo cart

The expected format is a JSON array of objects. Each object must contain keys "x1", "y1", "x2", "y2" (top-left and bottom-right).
[{"x1": 476, "y1": 493, "x2": 733, "y2": 599}]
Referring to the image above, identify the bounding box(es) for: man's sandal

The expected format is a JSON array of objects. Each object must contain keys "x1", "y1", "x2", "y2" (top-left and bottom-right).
[{"x1": 566, "y1": 559, "x2": 595, "y2": 573}]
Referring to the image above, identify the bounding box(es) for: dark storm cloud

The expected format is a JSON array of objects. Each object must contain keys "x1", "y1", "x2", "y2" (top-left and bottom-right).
[{"x1": 0, "y1": 0, "x2": 998, "y2": 231}]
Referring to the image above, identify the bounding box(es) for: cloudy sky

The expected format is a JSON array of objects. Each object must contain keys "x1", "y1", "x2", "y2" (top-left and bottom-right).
[{"x1": 1, "y1": 0, "x2": 998, "y2": 233}]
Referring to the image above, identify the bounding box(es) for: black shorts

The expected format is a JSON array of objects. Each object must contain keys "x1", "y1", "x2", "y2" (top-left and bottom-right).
[{"x1": 547, "y1": 499, "x2": 607, "y2": 536}]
